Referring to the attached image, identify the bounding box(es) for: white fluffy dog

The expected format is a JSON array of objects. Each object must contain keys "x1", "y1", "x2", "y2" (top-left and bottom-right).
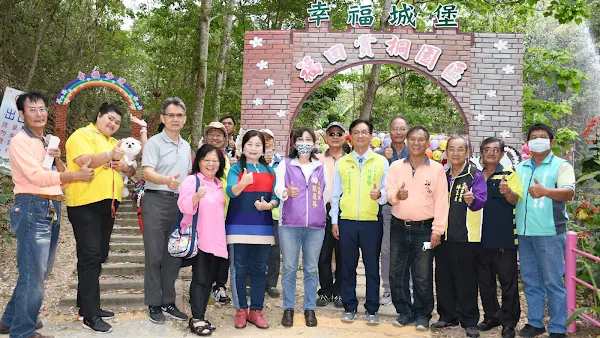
[{"x1": 120, "y1": 137, "x2": 142, "y2": 198}]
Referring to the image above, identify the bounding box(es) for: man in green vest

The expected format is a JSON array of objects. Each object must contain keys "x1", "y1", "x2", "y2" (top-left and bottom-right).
[
  {"x1": 330, "y1": 119, "x2": 389, "y2": 325},
  {"x1": 516, "y1": 124, "x2": 575, "y2": 338}
]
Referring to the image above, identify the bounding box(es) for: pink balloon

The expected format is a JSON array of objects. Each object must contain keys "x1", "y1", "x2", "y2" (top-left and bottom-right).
[{"x1": 522, "y1": 143, "x2": 530, "y2": 154}]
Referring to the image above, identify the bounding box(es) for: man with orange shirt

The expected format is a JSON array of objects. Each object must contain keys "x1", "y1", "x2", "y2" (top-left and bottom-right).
[
  {"x1": 385, "y1": 126, "x2": 449, "y2": 331},
  {"x1": 0, "y1": 92, "x2": 93, "y2": 338}
]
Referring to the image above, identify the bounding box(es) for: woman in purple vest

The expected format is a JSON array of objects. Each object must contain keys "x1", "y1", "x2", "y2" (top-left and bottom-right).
[{"x1": 274, "y1": 128, "x2": 331, "y2": 328}]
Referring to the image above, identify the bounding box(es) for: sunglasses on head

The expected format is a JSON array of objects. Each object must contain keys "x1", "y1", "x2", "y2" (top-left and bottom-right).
[{"x1": 329, "y1": 132, "x2": 343, "y2": 137}]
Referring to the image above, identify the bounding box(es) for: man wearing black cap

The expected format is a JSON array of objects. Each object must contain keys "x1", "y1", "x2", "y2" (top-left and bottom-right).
[{"x1": 316, "y1": 122, "x2": 347, "y2": 308}]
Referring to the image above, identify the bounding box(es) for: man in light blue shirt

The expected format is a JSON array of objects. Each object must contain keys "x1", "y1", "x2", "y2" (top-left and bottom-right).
[{"x1": 330, "y1": 119, "x2": 389, "y2": 325}]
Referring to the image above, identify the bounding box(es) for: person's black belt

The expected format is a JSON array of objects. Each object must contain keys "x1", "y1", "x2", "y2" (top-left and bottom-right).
[
  {"x1": 399, "y1": 218, "x2": 434, "y2": 227},
  {"x1": 145, "y1": 189, "x2": 179, "y2": 197}
]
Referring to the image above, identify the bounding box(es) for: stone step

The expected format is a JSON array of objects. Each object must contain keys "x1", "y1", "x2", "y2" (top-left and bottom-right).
[
  {"x1": 59, "y1": 293, "x2": 145, "y2": 310},
  {"x1": 102, "y1": 263, "x2": 144, "y2": 275},
  {"x1": 114, "y1": 219, "x2": 139, "y2": 227},
  {"x1": 69, "y1": 278, "x2": 144, "y2": 291},
  {"x1": 115, "y1": 212, "x2": 138, "y2": 220},
  {"x1": 110, "y1": 242, "x2": 144, "y2": 252},
  {"x1": 108, "y1": 252, "x2": 145, "y2": 264},
  {"x1": 118, "y1": 205, "x2": 135, "y2": 213},
  {"x1": 111, "y1": 234, "x2": 143, "y2": 243},
  {"x1": 112, "y1": 226, "x2": 141, "y2": 235}
]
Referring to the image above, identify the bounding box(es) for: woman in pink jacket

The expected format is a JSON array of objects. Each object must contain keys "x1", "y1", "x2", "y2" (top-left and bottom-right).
[{"x1": 177, "y1": 144, "x2": 227, "y2": 336}]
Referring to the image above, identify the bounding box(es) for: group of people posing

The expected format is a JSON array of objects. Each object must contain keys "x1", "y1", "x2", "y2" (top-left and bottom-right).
[{"x1": 1, "y1": 92, "x2": 575, "y2": 338}]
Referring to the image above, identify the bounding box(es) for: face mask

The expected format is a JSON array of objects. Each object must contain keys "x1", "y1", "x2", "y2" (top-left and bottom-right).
[
  {"x1": 296, "y1": 143, "x2": 313, "y2": 157},
  {"x1": 528, "y1": 138, "x2": 551, "y2": 153}
]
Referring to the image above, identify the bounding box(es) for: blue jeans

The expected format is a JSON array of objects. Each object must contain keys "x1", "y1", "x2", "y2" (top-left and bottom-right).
[
  {"x1": 279, "y1": 226, "x2": 325, "y2": 310},
  {"x1": 389, "y1": 217, "x2": 434, "y2": 320},
  {"x1": 230, "y1": 243, "x2": 270, "y2": 310},
  {"x1": 518, "y1": 234, "x2": 567, "y2": 334},
  {"x1": 1, "y1": 195, "x2": 60, "y2": 338}
]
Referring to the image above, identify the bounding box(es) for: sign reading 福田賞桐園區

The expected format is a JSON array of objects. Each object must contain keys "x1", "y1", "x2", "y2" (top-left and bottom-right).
[{"x1": 241, "y1": 1, "x2": 524, "y2": 159}]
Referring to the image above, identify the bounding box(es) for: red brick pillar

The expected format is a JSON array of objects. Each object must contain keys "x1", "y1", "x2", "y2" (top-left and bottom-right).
[
  {"x1": 54, "y1": 103, "x2": 68, "y2": 152},
  {"x1": 130, "y1": 109, "x2": 143, "y2": 139}
]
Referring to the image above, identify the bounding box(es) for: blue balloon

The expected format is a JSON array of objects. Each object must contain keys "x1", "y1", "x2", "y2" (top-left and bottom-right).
[
  {"x1": 429, "y1": 139, "x2": 440, "y2": 150},
  {"x1": 383, "y1": 137, "x2": 392, "y2": 148}
]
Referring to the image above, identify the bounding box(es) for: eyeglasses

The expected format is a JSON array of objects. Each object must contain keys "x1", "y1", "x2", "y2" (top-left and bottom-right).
[
  {"x1": 207, "y1": 132, "x2": 224, "y2": 139},
  {"x1": 351, "y1": 131, "x2": 370, "y2": 136},
  {"x1": 201, "y1": 159, "x2": 219, "y2": 165},
  {"x1": 391, "y1": 127, "x2": 407, "y2": 133},
  {"x1": 483, "y1": 148, "x2": 501, "y2": 154},
  {"x1": 163, "y1": 113, "x2": 186, "y2": 119},
  {"x1": 329, "y1": 132, "x2": 343, "y2": 137},
  {"x1": 25, "y1": 107, "x2": 47, "y2": 114}
]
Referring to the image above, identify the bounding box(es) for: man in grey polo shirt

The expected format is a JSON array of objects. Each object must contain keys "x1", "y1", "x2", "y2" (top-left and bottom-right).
[{"x1": 141, "y1": 97, "x2": 192, "y2": 324}]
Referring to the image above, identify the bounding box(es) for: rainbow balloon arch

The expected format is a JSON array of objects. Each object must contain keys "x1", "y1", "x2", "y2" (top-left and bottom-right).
[{"x1": 53, "y1": 70, "x2": 144, "y2": 150}]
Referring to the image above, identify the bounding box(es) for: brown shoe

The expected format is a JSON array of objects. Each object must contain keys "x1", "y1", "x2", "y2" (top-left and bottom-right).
[
  {"x1": 29, "y1": 333, "x2": 54, "y2": 338},
  {"x1": 0, "y1": 320, "x2": 42, "y2": 334}
]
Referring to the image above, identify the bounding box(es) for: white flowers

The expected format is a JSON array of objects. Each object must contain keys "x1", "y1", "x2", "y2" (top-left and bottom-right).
[
  {"x1": 494, "y1": 39, "x2": 508, "y2": 52},
  {"x1": 500, "y1": 130, "x2": 511, "y2": 139},
  {"x1": 253, "y1": 98, "x2": 263, "y2": 106},
  {"x1": 276, "y1": 110, "x2": 287, "y2": 118},
  {"x1": 256, "y1": 60, "x2": 269, "y2": 70},
  {"x1": 249, "y1": 37, "x2": 263, "y2": 48},
  {"x1": 502, "y1": 64, "x2": 515, "y2": 74},
  {"x1": 265, "y1": 79, "x2": 274, "y2": 86},
  {"x1": 475, "y1": 113, "x2": 485, "y2": 122},
  {"x1": 486, "y1": 90, "x2": 497, "y2": 98}
]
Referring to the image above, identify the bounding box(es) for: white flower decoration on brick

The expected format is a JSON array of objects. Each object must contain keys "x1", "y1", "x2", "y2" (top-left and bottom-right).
[
  {"x1": 256, "y1": 60, "x2": 269, "y2": 70},
  {"x1": 470, "y1": 156, "x2": 483, "y2": 171},
  {"x1": 500, "y1": 130, "x2": 511, "y2": 139},
  {"x1": 250, "y1": 37, "x2": 263, "y2": 48},
  {"x1": 494, "y1": 39, "x2": 508, "y2": 52},
  {"x1": 253, "y1": 98, "x2": 263, "y2": 106},
  {"x1": 502, "y1": 64, "x2": 515, "y2": 74},
  {"x1": 486, "y1": 90, "x2": 497, "y2": 98},
  {"x1": 475, "y1": 113, "x2": 485, "y2": 122},
  {"x1": 276, "y1": 110, "x2": 287, "y2": 118},
  {"x1": 265, "y1": 79, "x2": 274, "y2": 87}
]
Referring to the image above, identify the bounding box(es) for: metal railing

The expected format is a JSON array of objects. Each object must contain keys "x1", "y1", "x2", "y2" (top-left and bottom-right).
[{"x1": 565, "y1": 231, "x2": 600, "y2": 333}]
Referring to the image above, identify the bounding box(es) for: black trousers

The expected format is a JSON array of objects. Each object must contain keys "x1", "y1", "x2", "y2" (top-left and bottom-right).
[
  {"x1": 435, "y1": 241, "x2": 479, "y2": 328},
  {"x1": 266, "y1": 220, "x2": 280, "y2": 288},
  {"x1": 190, "y1": 250, "x2": 220, "y2": 320},
  {"x1": 318, "y1": 211, "x2": 341, "y2": 297},
  {"x1": 68, "y1": 199, "x2": 119, "y2": 318},
  {"x1": 476, "y1": 248, "x2": 521, "y2": 327}
]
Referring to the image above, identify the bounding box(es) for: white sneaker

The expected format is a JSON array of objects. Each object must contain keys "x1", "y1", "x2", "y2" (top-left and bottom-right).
[{"x1": 379, "y1": 292, "x2": 392, "y2": 305}]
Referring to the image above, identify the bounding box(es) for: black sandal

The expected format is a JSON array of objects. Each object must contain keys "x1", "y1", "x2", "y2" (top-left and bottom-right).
[
  {"x1": 189, "y1": 318, "x2": 212, "y2": 336},
  {"x1": 204, "y1": 320, "x2": 216, "y2": 331}
]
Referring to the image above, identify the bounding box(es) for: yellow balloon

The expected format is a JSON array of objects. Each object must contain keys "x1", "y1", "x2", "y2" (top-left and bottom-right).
[
  {"x1": 439, "y1": 140, "x2": 448, "y2": 151},
  {"x1": 432, "y1": 150, "x2": 443, "y2": 161},
  {"x1": 371, "y1": 137, "x2": 381, "y2": 147}
]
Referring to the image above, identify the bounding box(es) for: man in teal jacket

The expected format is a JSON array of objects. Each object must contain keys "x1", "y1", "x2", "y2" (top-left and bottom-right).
[{"x1": 515, "y1": 124, "x2": 575, "y2": 338}]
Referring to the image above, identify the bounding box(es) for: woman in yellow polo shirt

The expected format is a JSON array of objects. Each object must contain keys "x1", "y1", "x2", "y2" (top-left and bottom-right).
[{"x1": 65, "y1": 103, "x2": 136, "y2": 334}]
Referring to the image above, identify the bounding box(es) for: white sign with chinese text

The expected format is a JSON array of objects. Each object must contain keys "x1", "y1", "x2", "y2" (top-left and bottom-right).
[{"x1": 0, "y1": 87, "x2": 25, "y2": 160}]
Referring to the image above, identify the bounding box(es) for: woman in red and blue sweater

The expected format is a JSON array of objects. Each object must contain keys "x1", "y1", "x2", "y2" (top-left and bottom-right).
[{"x1": 226, "y1": 130, "x2": 279, "y2": 329}]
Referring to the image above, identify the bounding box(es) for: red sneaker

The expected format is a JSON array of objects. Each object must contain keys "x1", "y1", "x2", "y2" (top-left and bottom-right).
[
  {"x1": 235, "y1": 309, "x2": 248, "y2": 329},
  {"x1": 248, "y1": 310, "x2": 269, "y2": 329}
]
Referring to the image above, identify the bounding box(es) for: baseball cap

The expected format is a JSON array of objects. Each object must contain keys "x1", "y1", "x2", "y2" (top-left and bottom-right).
[
  {"x1": 325, "y1": 122, "x2": 347, "y2": 133},
  {"x1": 204, "y1": 122, "x2": 227, "y2": 139},
  {"x1": 261, "y1": 129, "x2": 275, "y2": 139}
]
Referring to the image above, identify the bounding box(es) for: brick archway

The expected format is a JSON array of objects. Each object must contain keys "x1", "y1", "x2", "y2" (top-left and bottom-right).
[
  {"x1": 53, "y1": 71, "x2": 143, "y2": 150},
  {"x1": 240, "y1": 21, "x2": 524, "y2": 155}
]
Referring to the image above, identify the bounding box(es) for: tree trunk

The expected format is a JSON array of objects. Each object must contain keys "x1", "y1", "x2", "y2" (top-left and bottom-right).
[
  {"x1": 24, "y1": 0, "x2": 61, "y2": 90},
  {"x1": 212, "y1": 0, "x2": 234, "y2": 121},
  {"x1": 192, "y1": 0, "x2": 213, "y2": 147},
  {"x1": 359, "y1": 0, "x2": 392, "y2": 120}
]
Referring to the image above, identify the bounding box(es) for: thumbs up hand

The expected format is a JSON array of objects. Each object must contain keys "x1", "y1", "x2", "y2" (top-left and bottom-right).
[
  {"x1": 109, "y1": 140, "x2": 125, "y2": 161},
  {"x1": 528, "y1": 178, "x2": 547, "y2": 199},
  {"x1": 195, "y1": 180, "x2": 207, "y2": 199},
  {"x1": 287, "y1": 181, "x2": 299, "y2": 198},
  {"x1": 384, "y1": 144, "x2": 393, "y2": 160},
  {"x1": 240, "y1": 168, "x2": 254, "y2": 186},
  {"x1": 370, "y1": 183, "x2": 381, "y2": 200},
  {"x1": 166, "y1": 173, "x2": 181, "y2": 190},
  {"x1": 499, "y1": 175, "x2": 511, "y2": 196},
  {"x1": 254, "y1": 196, "x2": 272, "y2": 211},
  {"x1": 76, "y1": 159, "x2": 94, "y2": 182},
  {"x1": 396, "y1": 182, "x2": 409, "y2": 201},
  {"x1": 463, "y1": 185, "x2": 474, "y2": 206}
]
